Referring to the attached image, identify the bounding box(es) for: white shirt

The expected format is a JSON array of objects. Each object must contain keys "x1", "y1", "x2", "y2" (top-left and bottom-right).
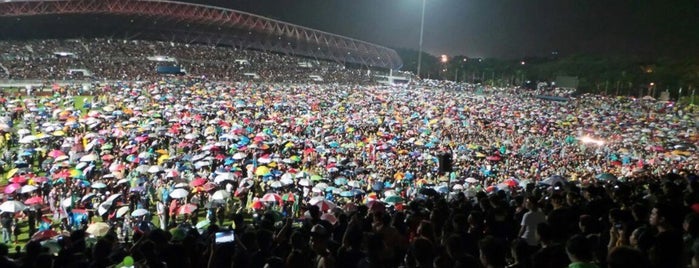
[{"x1": 521, "y1": 209, "x2": 546, "y2": 246}]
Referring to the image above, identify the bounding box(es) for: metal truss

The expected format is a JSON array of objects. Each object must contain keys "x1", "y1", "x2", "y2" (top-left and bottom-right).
[{"x1": 0, "y1": 0, "x2": 403, "y2": 69}]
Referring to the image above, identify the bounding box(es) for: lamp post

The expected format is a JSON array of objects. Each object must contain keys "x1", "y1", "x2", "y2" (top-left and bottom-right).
[{"x1": 416, "y1": 0, "x2": 426, "y2": 78}]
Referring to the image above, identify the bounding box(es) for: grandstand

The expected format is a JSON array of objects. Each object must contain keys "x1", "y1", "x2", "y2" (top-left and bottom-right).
[{"x1": 0, "y1": 0, "x2": 403, "y2": 82}]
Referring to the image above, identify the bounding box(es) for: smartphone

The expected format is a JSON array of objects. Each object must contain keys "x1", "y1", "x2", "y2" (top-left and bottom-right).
[{"x1": 215, "y1": 231, "x2": 235, "y2": 244}]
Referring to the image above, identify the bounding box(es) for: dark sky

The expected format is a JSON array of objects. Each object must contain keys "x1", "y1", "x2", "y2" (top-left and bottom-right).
[{"x1": 194, "y1": 0, "x2": 697, "y2": 59}]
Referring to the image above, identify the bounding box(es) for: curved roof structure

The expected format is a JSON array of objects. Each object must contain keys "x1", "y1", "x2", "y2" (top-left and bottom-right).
[{"x1": 0, "y1": 0, "x2": 403, "y2": 69}]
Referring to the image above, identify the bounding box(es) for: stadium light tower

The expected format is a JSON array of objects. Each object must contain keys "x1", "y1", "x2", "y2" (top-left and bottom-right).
[{"x1": 416, "y1": 0, "x2": 426, "y2": 78}]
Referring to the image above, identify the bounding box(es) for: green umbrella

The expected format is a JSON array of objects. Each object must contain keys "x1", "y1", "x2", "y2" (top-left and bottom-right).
[{"x1": 384, "y1": 195, "x2": 403, "y2": 204}]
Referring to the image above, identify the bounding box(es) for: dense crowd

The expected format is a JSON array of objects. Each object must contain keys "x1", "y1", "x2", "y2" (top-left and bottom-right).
[
  {"x1": 0, "y1": 44, "x2": 695, "y2": 268},
  {"x1": 0, "y1": 39, "x2": 373, "y2": 84}
]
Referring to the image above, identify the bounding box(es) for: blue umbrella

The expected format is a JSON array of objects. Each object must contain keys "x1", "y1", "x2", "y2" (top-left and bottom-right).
[
  {"x1": 339, "y1": 191, "x2": 354, "y2": 197},
  {"x1": 596, "y1": 173, "x2": 617, "y2": 181},
  {"x1": 334, "y1": 177, "x2": 348, "y2": 185}
]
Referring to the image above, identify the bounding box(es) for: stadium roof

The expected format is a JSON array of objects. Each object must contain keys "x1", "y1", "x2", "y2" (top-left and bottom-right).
[{"x1": 0, "y1": 0, "x2": 403, "y2": 69}]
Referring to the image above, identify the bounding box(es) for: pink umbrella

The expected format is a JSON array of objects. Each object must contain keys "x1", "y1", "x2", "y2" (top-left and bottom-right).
[
  {"x1": 177, "y1": 204, "x2": 198, "y2": 214},
  {"x1": 191, "y1": 178, "x2": 207, "y2": 187},
  {"x1": 48, "y1": 150, "x2": 65, "y2": 158},
  {"x1": 24, "y1": 196, "x2": 44, "y2": 205},
  {"x1": 486, "y1": 155, "x2": 501, "y2": 161},
  {"x1": 4, "y1": 183, "x2": 21, "y2": 194},
  {"x1": 33, "y1": 177, "x2": 49, "y2": 183}
]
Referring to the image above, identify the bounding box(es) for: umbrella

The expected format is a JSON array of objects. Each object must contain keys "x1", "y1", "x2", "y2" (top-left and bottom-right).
[
  {"x1": 86, "y1": 222, "x2": 110, "y2": 237},
  {"x1": 465, "y1": 177, "x2": 478, "y2": 183},
  {"x1": 298, "y1": 179, "x2": 311, "y2": 187},
  {"x1": 4, "y1": 183, "x2": 20, "y2": 194},
  {"x1": 24, "y1": 196, "x2": 43, "y2": 205},
  {"x1": 419, "y1": 188, "x2": 438, "y2": 196},
  {"x1": 214, "y1": 173, "x2": 235, "y2": 183},
  {"x1": 314, "y1": 200, "x2": 336, "y2": 211},
  {"x1": 260, "y1": 193, "x2": 283, "y2": 203},
  {"x1": 9, "y1": 176, "x2": 27, "y2": 184},
  {"x1": 178, "y1": 204, "x2": 198, "y2": 214},
  {"x1": 211, "y1": 190, "x2": 230, "y2": 200},
  {"x1": 91, "y1": 182, "x2": 108, "y2": 189},
  {"x1": 541, "y1": 175, "x2": 567, "y2": 186},
  {"x1": 31, "y1": 230, "x2": 59, "y2": 242},
  {"x1": 269, "y1": 181, "x2": 283, "y2": 188},
  {"x1": 131, "y1": 208, "x2": 149, "y2": 217},
  {"x1": 0, "y1": 200, "x2": 27, "y2": 212},
  {"x1": 79, "y1": 154, "x2": 98, "y2": 162},
  {"x1": 48, "y1": 150, "x2": 66, "y2": 158},
  {"x1": 596, "y1": 173, "x2": 617, "y2": 181},
  {"x1": 232, "y1": 152, "x2": 246, "y2": 160},
  {"x1": 191, "y1": 178, "x2": 207, "y2": 187},
  {"x1": 116, "y1": 206, "x2": 130, "y2": 218},
  {"x1": 384, "y1": 195, "x2": 404, "y2": 204},
  {"x1": 20, "y1": 185, "x2": 38, "y2": 194},
  {"x1": 148, "y1": 165, "x2": 164, "y2": 173},
  {"x1": 169, "y1": 188, "x2": 189, "y2": 199}
]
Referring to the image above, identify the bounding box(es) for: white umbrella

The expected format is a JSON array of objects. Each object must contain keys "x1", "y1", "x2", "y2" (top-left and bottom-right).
[
  {"x1": 232, "y1": 152, "x2": 246, "y2": 160},
  {"x1": 465, "y1": 177, "x2": 478, "y2": 183},
  {"x1": 97, "y1": 202, "x2": 110, "y2": 216},
  {"x1": 184, "y1": 133, "x2": 197, "y2": 140},
  {"x1": 298, "y1": 178, "x2": 311, "y2": 187},
  {"x1": 81, "y1": 193, "x2": 96, "y2": 202},
  {"x1": 17, "y1": 129, "x2": 31, "y2": 135},
  {"x1": 105, "y1": 193, "x2": 122, "y2": 204},
  {"x1": 19, "y1": 135, "x2": 36, "y2": 144},
  {"x1": 0, "y1": 200, "x2": 27, "y2": 213},
  {"x1": 91, "y1": 182, "x2": 108, "y2": 189},
  {"x1": 80, "y1": 154, "x2": 98, "y2": 162},
  {"x1": 269, "y1": 181, "x2": 283, "y2": 188},
  {"x1": 169, "y1": 188, "x2": 189, "y2": 199},
  {"x1": 148, "y1": 165, "x2": 163, "y2": 173},
  {"x1": 194, "y1": 161, "x2": 210, "y2": 169},
  {"x1": 135, "y1": 165, "x2": 150, "y2": 173},
  {"x1": 131, "y1": 208, "x2": 149, "y2": 217},
  {"x1": 214, "y1": 173, "x2": 235, "y2": 184},
  {"x1": 54, "y1": 155, "x2": 69, "y2": 162},
  {"x1": 116, "y1": 206, "x2": 130, "y2": 218},
  {"x1": 20, "y1": 185, "x2": 38, "y2": 194},
  {"x1": 211, "y1": 190, "x2": 230, "y2": 200}
]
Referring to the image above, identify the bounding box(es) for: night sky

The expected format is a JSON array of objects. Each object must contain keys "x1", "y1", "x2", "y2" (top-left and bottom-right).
[{"x1": 193, "y1": 0, "x2": 699, "y2": 59}]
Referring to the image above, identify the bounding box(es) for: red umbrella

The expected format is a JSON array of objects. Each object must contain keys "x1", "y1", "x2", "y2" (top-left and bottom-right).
[
  {"x1": 191, "y1": 178, "x2": 207, "y2": 187},
  {"x1": 250, "y1": 200, "x2": 265, "y2": 210},
  {"x1": 53, "y1": 170, "x2": 70, "y2": 179},
  {"x1": 101, "y1": 154, "x2": 115, "y2": 161},
  {"x1": 24, "y1": 196, "x2": 44, "y2": 205},
  {"x1": 31, "y1": 229, "x2": 58, "y2": 242},
  {"x1": 261, "y1": 193, "x2": 283, "y2": 204},
  {"x1": 486, "y1": 155, "x2": 501, "y2": 161},
  {"x1": 33, "y1": 177, "x2": 49, "y2": 183},
  {"x1": 9, "y1": 176, "x2": 27, "y2": 184},
  {"x1": 202, "y1": 182, "x2": 217, "y2": 192},
  {"x1": 177, "y1": 204, "x2": 198, "y2": 215},
  {"x1": 315, "y1": 200, "x2": 336, "y2": 212}
]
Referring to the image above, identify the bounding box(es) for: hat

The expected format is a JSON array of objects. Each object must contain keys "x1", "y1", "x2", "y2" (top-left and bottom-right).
[{"x1": 309, "y1": 224, "x2": 329, "y2": 238}]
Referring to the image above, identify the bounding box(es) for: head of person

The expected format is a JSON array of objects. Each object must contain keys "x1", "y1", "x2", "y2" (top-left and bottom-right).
[
  {"x1": 309, "y1": 224, "x2": 329, "y2": 253},
  {"x1": 607, "y1": 246, "x2": 647, "y2": 268},
  {"x1": 479, "y1": 236, "x2": 506, "y2": 268},
  {"x1": 566, "y1": 235, "x2": 594, "y2": 263}
]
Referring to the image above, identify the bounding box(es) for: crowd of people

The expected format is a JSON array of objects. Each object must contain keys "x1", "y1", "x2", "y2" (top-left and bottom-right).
[
  {"x1": 0, "y1": 40, "x2": 695, "y2": 268},
  {"x1": 0, "y1": 39, "x2": 373, "y2": 84}
]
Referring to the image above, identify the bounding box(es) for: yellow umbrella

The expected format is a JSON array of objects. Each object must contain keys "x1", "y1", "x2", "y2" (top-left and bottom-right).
[
  {"x1": 255, "y1": 166, "x2": 270, "y2": 176},
  {"x1": 475, "y1": 152, "x2": 486, "y2": 158},
  {"x1": 157, "y1": 155, "x2": 170, "y2": 165},
  {"x1": 6, "y1": 168, "x2": 18, "y2": 179},
  {"x1": 52, "y1": 130, "x2": 65, "y2": 137},
  {"x1": 155, "y1": 149, "x2": 168, "y2": 155}
]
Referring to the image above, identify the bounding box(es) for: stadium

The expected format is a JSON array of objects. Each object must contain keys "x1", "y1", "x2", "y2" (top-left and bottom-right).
[{"x1": 0, "y1": 0, "x2": 403, "y2": 83}]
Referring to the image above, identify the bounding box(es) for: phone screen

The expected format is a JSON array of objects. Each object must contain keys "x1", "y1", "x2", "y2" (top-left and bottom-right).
[{"x1": 215, "y1": 231, "x2": 235, "y2": 244}]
